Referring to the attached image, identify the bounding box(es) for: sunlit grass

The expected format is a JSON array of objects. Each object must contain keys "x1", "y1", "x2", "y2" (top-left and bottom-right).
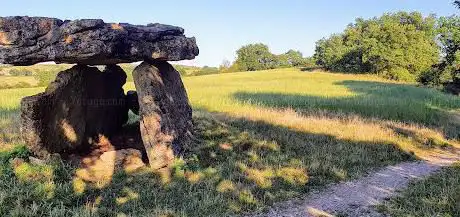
[
  {"x1": 377, "y1": 163, "x2": 460, "y2": 217},
  {"x1": 128, "y1": 68, "x2": 460, "y2": 160},
  {"x1": 0, "y1": 68, "x2": 458, "y2": 216},
  {"x1": 0, "y1": 76, "x2": 38, "y2": 88}
]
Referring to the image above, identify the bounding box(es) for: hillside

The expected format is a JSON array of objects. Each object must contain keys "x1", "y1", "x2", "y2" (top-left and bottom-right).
[{"x1": 0, "y1": 68, "x2": 459, "y2": 216}]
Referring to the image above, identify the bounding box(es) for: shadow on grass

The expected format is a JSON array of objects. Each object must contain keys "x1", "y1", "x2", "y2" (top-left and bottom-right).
[
  {"x1": 233, "y1": 80, "x2": 460, "y2": 138},
  {"x1": 0, "y1": 109, "x2": 415, "y2": 216},
  {"x1": 300, "y1": 66, "x2": 323, "y2": 72}
]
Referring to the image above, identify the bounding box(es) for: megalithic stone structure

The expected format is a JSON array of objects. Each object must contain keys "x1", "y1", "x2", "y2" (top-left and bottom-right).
[{"x1": 0, "y1": 16, "x2": 198, "y2": 170}]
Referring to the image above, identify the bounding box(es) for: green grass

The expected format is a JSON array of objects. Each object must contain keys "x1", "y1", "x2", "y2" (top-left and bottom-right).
[
  {"x1": 0, "y1": 64, "x2": 204, "y2": 88},
  {"x1": 0, "y1": 68, "x2": 459, "y2": 216},
  {"x1": 377, "y1": 163, "x2": 460, "y2": 217},
  {"x1": 0, "y1": 76, "x2": 38, "y2": 89}
]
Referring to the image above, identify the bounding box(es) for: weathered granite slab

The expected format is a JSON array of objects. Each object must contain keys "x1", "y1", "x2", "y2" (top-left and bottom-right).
[{"x1": 0, "y1": 16, "x2": 199, "y2": 65}]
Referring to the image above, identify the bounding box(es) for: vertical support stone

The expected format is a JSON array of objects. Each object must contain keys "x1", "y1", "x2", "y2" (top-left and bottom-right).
[
  {"x1": 20, "y1": 65, "x2": 129, "y2": 158},
  {"x1": 21, "y1": 65, "x2": 90, "y2": 158},
  {"x1": 132, "y1": 60, "x2": 193, "y2": 170}
]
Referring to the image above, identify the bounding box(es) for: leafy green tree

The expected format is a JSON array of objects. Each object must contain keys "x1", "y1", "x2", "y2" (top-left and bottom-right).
[
  {"x1": 420, "y1": 1, "x2": 460, "y2": 91},
  {"x1": 302, "y1": 57, "x2": 318, "y2": 68},
  {"x1": 235, "y1": 43, "x2": 278, "y2": 71},
  {"x1": 314, "y1": 12, "x2": 439, "y2": 81},
  {"x1": 226, "y1": 62, "x2": 241, "y2": 73},
  {"x1": 284, "y1": 50, "x2": 306, "y2": 67},
  {"x1": 276, "y1": 54, "x2": 290, "y2": 68},
  {"x1": 439, "y1": 13, "x2": 460, "y2": 83},
  {"x1": 276, "y1": 50, "x2": 307, "y2": 68},
  {"x1": 314, "y1": 34, "x2": 344, "y2": 70}
]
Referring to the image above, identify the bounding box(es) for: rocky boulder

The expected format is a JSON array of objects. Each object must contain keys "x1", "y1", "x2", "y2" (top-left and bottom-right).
[
  {"x1": 0, "y1": 16, "x2": 199, "y2": 65},
  {"x1": 21, "y1": 65, "x2": 128, "y2": 158},
  {"x1": 133, "y1": 60, "x2": 193, "y2": 170}
]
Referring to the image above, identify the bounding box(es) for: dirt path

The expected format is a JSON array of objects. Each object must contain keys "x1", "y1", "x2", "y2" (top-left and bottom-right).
[{"x1": 249, "y1": 157, "x2": 459, "y2": 217}]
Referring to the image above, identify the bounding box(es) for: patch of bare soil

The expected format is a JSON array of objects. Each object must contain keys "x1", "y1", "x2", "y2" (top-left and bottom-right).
[{"x1": 69, "y1": 124, "x2": 147, "y2": 184}]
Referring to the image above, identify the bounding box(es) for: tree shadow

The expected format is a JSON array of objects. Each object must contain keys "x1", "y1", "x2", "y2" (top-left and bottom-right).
[
  {"x1": 300, "y1": 66, "x2": 323, "y2": 72},
  {"x1": 233, "y1": 80, "x2": 460, "y2": 138}
]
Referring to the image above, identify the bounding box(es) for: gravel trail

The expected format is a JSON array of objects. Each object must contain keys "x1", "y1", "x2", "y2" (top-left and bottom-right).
[{"x1": 249, "y1": 155, "x2": 459, "y2": 217}]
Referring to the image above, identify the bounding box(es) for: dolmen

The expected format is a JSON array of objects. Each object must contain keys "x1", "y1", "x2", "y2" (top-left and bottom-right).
[{"x1": 0, "y1": 16, "x2": 199, "y2": 170}]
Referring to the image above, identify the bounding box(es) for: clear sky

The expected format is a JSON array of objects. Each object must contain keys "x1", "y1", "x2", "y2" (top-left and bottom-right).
[{"x1": 0, "y1": 1, "x2": 458, "y2": 66}]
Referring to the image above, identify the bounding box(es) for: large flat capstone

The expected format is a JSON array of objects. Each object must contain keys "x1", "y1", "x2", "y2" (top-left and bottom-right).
[{"x1": 0, "y1": 16, "x2": 199, "y2": 65}]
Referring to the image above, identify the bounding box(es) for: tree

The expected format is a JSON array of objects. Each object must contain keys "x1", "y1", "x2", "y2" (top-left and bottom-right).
[
  {"x1": 235, "y1": 43, "x2": 278, "y2": 71},
  {"x1": 421, "y1": 1, "x2": 460, "y2": 93},
  {"x1": 219, "y1": 59, "x2": 232, "y2": 73},
  {"x1": 219, "y1": 59, "x2": 231, "y2": 69},
  {"x1": 314, "y1": 34, "x2": 363, "y2": 72},
  {"x1": 283, "y1": 50, "x2": 304, "y2": 67},
  {"x1": 276, "y1": 53, "x2": 291, "y2": 68},
  {"x1": 314, "y1": 12, "x2": 439, "y2": 81}
]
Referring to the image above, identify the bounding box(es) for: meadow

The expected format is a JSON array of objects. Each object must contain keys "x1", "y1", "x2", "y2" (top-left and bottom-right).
[{"x1": 0, "y1": 68, "x2": 459, "y2": 216}]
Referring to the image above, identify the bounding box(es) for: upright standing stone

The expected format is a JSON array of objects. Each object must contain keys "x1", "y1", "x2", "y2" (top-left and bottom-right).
[
  {"x1": 21, "y1": 65, "x2": 91, "y2": 158},
  {"x1": 20, "y1": 65, "x2": 128, "y2": 158},
  {"x1": 133, "y1": 61, "x2": 193, "y2": 170}
]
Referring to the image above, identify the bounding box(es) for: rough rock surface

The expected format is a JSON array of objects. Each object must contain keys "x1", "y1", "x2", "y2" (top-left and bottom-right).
[
  {"x1": 133, "y1": 60, "x2": 193, "y2": 170},
  {"x1": 0, "y1": 16, "x2": 199, "y2": 65},
  {"x1": 20, "y1": 65, "x2": 128, "y2": 158}
]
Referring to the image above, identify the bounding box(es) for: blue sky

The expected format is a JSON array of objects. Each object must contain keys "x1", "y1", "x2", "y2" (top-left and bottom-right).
[{"x1": 0, "y1": 1, "x2": 458, "y2": 66}]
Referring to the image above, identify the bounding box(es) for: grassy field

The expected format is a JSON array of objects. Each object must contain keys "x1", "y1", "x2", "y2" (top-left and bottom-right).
[
  {"x1": 0, "y1": 68, "x2": 459, "y2": 216},
  {"x1": 0, "y1": 76, "x2": 39, "y2": 89},
  {"x1": 0, "y1": 64, "x2": 208, "y2": 89},
  {"x1": 377, "y1": 163, "x2": 460, "y2": 217}
]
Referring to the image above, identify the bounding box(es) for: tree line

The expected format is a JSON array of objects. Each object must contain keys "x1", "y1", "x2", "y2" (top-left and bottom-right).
[
  {"x1": 220, "y1": 44, "x2": 315, "y2": 73},
  {"x1": 313, "y1": 2, "x2": 460, "y2": 93},
  {"x1": 223, "y1": 2, "x2": 459, "y2": 94}
]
